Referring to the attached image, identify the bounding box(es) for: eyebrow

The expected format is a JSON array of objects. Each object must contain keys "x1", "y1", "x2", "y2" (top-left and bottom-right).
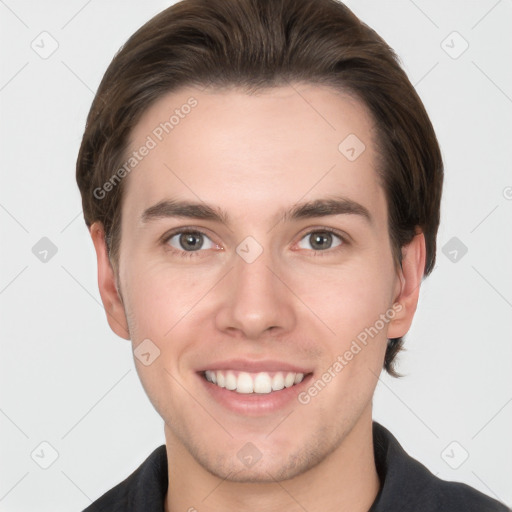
[{"x1": 140, "y1": 196, "x2": 371, "y2": 225}]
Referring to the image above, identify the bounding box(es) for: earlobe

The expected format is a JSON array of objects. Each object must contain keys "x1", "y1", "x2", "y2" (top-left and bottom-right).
[
  {"x1": 387, "y1": 232, "x2": 426, "y2": 339},
  {"x1": 90, "y1": 222, "x2": 130, "y2": 340}
]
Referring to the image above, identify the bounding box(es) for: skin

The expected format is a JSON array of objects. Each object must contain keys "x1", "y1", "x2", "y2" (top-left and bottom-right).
[{"x1": 91, "y1": 84, "x2": 425, "y2": 512}]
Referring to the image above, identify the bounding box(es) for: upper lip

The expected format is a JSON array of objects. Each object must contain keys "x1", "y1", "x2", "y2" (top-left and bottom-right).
[{"x1": 197, "y1": 358, "x2": 312, "y2": 374}]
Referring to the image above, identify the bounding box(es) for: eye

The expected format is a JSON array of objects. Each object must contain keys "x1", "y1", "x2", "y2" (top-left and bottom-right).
[
  {"x1": 167, "y1": 230, "x2": 216, "y2": 252},
  {"x1": 297, "y1": 230, "x2": 344, "y2": 251}
]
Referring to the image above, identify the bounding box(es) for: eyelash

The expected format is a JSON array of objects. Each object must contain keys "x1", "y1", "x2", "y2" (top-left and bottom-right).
[
  {"x1": 161, "y1": 227, "x2": 348, "y2": 259},
  {"x1": 162, "y1": 228, "x2": 210, "y2": 259}
]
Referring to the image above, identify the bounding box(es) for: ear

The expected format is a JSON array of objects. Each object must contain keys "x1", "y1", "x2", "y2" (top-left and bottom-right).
[
  {"x1": 387, "y1": 232, "x2": 426, "y2": 339},
  {"x1": 90, "y1": 222, "x2": 130, "y2": 340}
]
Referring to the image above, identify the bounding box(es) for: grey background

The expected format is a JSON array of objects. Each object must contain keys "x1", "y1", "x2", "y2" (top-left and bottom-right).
[{"x1": 1, "y1": 0, "x2": 511, "y2": 510}]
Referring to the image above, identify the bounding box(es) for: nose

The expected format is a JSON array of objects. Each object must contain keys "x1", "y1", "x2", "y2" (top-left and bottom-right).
[{"x1": 214, "y1": 247, "x2": 296, "y2": 340}]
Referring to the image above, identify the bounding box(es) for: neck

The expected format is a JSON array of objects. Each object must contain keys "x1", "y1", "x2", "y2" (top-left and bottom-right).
[{"x1": 164, "y1": 409, "x2": 380, "y2": 512}]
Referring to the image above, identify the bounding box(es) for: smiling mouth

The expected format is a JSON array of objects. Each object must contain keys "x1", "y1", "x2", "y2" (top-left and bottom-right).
[{"x1": 202, "y1": 370, "x2": 310, "y2": 394}]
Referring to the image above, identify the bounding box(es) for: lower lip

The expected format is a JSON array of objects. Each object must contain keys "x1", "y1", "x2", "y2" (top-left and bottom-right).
[{"x1": 198, "y1": 372, "x2": 313, "y2": 416}]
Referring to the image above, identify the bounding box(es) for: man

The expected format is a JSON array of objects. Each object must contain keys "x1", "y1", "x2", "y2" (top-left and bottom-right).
[{"x1": 76, "y1": 0, "x2": 508, "y2": 510}]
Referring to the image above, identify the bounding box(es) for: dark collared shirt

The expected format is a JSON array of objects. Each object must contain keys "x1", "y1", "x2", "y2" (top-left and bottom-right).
[{"x1": 83, "y1": 422, "x2": 509, "y2": 511}]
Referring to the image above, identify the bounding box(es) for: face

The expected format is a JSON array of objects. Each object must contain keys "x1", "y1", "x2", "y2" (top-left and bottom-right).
[{"x1": 94, "y1": 84, "x2": 420, "y2": 483}]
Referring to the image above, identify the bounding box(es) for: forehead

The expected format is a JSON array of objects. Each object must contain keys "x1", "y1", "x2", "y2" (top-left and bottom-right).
[{"x1": 122, "y1": 84, "x2": 385, "y2": 226}]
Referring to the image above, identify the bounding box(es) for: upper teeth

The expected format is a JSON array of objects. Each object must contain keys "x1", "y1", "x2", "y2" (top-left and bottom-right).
[{"x1": 204, "y1": 370, "x2": 305, "y2": 394}]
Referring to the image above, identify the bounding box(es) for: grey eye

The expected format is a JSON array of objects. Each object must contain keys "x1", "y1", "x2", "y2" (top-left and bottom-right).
[
  {"x1": 168, "y1": 232, "x2": 215, "y2": 251},
  {"x1": 298, "y1": 231, "x2": 342, "y2": 251}
]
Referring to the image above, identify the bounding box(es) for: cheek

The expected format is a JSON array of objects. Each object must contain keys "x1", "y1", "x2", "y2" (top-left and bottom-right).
[
  {"x1": 121, "y1": 257, "x2": 211, "y2": 339},
  {"x1": 121, "y1": 262, "x2": 206, "y2": 411},
  {"x1": 295, "y1": 261, "x2": 395, "y2": 410},
  {"x1": 289, "y1": 257, "x2": 396, "y2": 342}
]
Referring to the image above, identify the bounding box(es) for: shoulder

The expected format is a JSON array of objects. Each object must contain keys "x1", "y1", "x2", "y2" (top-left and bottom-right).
[
  {"x1": 372, "y1": 422, "x2": 509, "y2": 512},
  {"x1": 428, "y1": 478, "x2": 510, "y2": 512},
  {"x1": 82, "y1": 445, "x2": 168, "y2": 512}
]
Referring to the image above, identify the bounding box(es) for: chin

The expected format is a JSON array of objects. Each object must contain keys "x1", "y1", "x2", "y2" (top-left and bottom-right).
[{"x1": 188, "y1": 434, "x2": 332, "y2": 484}]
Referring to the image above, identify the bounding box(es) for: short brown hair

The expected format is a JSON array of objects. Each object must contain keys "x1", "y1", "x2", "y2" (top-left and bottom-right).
[{"x1": 76, "y1": 0, "x2": 443, "y2": 375}]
